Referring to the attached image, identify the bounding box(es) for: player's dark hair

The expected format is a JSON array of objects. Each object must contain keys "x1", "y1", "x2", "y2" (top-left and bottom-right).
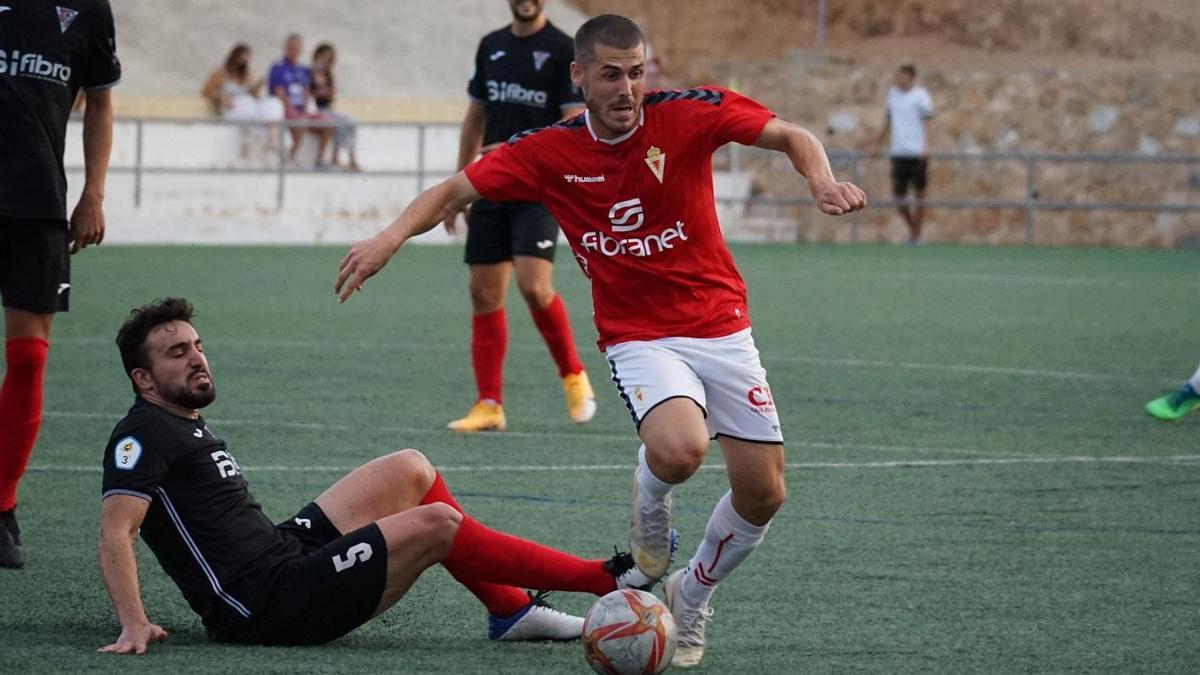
[
  {"x1": 899, "y1": 64, "x2": 917, "y2": 77},
  {"x1": 574, "y1": 14, "x2": 645, "y2": 64},
  {"x1": 116, "y1": 298, "x2": 197, "y2": 393}
]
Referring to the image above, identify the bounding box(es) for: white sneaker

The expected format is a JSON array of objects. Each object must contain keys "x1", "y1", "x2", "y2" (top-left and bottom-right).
[
  {"x1": 487, "y1": 593, "x2": 584, "y2": 641},
  {"x1": 629, "y1": 471, "x2": 673, "y2": 580},
  {"x1": 664, "y1": 569, "x2": 713, "y2": 668}
]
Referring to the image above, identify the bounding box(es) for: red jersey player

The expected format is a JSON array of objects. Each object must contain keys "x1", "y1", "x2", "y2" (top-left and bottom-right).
[{"x1": 336, "y1": 14, "x2": 865, "y2": 668}]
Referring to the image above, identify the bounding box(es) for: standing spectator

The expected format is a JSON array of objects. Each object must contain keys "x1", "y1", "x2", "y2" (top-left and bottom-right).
[
  {"x1": 268, "y1": 33, "x2": 332, "y2": 168},
  {"x1": 201, "y1": 44, "x2": 284, "y2": 159},
  {"x1": 0, "y1": 0, "x2": 121, "y2": 569},
  {"x1": 871, "y1": 64, "x2": 933, "y2": 244},
  {"x1": 310, "y1": 43, "x2": 360, "y2": 172},
  {"x1": 440, "y1": 0, "x2": 594, "y2": 433}
]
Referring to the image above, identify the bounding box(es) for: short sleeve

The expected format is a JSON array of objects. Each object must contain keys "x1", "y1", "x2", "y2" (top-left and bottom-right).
[
  {"x1": 556, "y1": 43, "x2": 583, "y2": 110},
  {"x1": 101, "y1": 422, "x2": 173, "y2": 502},
  {"x1": 708, "y1": 88, "x2": 776, "y2": 149},
  {"x1": 467, "y1": 42, "x2": 487, "y2": 101},
  {"x1": 82, "y1": 0, "x2": 121, "y2": 90},
  {"x1": 464, "y1": 139, "x2": 544, "y2": 203}
]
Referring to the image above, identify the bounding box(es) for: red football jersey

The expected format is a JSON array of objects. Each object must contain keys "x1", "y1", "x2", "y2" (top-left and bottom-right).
[{"x1": 464, "y1": 87, "x2": 775, "y2": 349}]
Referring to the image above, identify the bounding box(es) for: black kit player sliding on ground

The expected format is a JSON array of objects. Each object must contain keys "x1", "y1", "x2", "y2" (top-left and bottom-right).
[
  {"x1": 0, "y1": 0, "x2": 121, "y2": 569},
  {"x1": 443, "y1": 0, "x2": 595, "y2": 433},
  {"x1": 335, "y1": 14, "x2": 866, "y2": 669},
  {"x1": 97, "y1": 298, "x2": 655, "y2": 654}
]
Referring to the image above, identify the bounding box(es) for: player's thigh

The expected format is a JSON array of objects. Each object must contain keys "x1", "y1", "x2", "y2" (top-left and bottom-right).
[
  {"x1": 606, "y1": 339, "x2": 708, "y2": 431},
  {"x1": 313, "y1": 449, "x2": 436, "y2": 535},
  {"x1": 371, "y1": 503, "x2": 460, "y2": 616},
  {"x1": 687, "y1": 328, "x2": 784, "y2": 445},
  {"x1": 508, "y1": 202, "x2": 560, "y2": 263},
  {"x1": 464, "y1": 198, "x2": 514, "y2": 265},
  {"x1": 232, "y1": 523, "x2": 392, "y2": 645},
  {"x1": 0, "y1": 218, "x2": 70, "y2": 326}
]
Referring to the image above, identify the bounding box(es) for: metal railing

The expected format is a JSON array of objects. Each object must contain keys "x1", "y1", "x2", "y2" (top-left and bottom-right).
[
  {"x1": 724, "y1": 145, "x2": 1200, "y2": 244},
  {"x1": 72, "y1": 116, "x2": 1200, "y2": 245}
]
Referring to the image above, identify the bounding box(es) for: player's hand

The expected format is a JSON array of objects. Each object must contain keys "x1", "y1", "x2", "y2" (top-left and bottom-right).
[
  {"x1": 98, "y1": 621, "x2": 167, "y2": 655},
  {"x1": 442, "y1": 207, "x2": 469, "y2": 235},
  {"x1": 335, "y1": 234, "x2": 398, "y2": 303},
  {"x1": 69, "y1": 191, "x2": 106, "y2": 254},
  {"x1": 810, "y1": 179, "x2": 867, "y2": 216}
]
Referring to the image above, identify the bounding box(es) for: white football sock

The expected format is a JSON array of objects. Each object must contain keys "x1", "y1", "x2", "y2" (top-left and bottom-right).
[
  {"x1": 636, "y1": 444, "x2": 674, "y2": 500},
  {"x1": 679, "y1": 490, "x2": 770, "y2": 608},
  {"x1": 1188, "y1": 363, "x2": 1200, "y2": 392}
]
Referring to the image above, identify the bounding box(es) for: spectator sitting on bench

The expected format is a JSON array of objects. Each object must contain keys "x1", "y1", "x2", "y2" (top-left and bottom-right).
[{"x1": 268, "y1": 33, "x2": 332, "y2": 169}]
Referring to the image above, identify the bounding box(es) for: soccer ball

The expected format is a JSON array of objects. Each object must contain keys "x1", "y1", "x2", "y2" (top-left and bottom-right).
[{"x1": 582, "y1": 589, "x2": 677, "y2": 675}]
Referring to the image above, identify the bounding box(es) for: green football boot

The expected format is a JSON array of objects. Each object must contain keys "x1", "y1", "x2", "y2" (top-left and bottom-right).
[{"x1": 1145, "y1": 384, "x2": 1200, "y2": 422}]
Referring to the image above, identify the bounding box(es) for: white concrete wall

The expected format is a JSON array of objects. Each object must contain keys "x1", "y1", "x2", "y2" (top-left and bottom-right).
[{"x1": 65, "y1": 121, "x2": 751, "y2": 245}]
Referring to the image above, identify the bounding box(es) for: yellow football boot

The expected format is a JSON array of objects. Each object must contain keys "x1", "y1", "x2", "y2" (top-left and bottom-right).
[
  {"x1": 447, "y1": 400, "x2": 507, "y2": 432},
  {"x1": 562, "y1": 371, "x2": 597, "y2": 424}
]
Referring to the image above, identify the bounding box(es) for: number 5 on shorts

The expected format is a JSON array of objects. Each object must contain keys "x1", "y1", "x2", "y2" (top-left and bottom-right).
[{"x1": 331, "y1": 543, "x2": 373, "y2": 572}]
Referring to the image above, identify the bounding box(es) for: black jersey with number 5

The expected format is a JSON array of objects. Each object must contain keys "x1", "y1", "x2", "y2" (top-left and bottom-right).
[
  {"x1": 0, "y1": 0, "x2": 120, "y2": 220},
  {"x1": 467, "y1": 22, "x2": 582, "y2": 146},
  {"x1": 101, "y1": 398, "x2": 302, "y2": 629}
]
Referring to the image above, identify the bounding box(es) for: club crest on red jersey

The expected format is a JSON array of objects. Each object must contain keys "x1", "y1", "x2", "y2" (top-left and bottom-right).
[{"x1": 644, "y1": 146, "x2": 666, "y2": 183}]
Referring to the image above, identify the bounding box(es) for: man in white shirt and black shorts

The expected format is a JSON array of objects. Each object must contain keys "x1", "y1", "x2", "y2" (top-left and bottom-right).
[{"x1": 872, "y1": 64, "x2": 933, "y2": 244}]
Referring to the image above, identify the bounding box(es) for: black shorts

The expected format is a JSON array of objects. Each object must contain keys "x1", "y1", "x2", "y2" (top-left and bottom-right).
[
  {"x1": 0, "y1": 217, "x2": 70, "y2": 313},
  {"x1": 890, "y1": 157, "x2": 929, "y2": 196},
  {"x1": 210, "y1": 503, "x2": 389, "y2": 646},
  {"x1": 464, "y1": 199, "x2": 560, "y2": 264}
]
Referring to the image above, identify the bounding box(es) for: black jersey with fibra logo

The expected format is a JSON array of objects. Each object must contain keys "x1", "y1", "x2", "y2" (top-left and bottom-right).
[
  {"x1": 467, "y1": 21, "x2": 582, "y2": 146},
  {"x1": 102, "y1": 398, "x2": 302, "y2": 629},
  {"x1": 0, "y1": 0, "x2": 120, "y2": 220}
]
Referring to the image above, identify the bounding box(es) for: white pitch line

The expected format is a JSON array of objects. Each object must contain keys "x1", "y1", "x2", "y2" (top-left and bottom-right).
[
  {"x1": 40, "y1": 410, "x2": 1028, "y2": 458},
  {"x1": 46, "y1": 336, "x2": 1170, "y2": 383},
  {"x1": 25, "y1": 454, "x2": 1200, "y2": 475}
]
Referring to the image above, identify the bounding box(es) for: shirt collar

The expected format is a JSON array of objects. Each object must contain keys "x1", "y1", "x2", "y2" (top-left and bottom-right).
[{"x1": 585, "y1": 108, "x2": 644, "y2": 145}]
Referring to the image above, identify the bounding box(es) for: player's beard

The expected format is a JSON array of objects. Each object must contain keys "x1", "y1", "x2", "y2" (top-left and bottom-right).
[
  {"x1": 165, "y1": 371, "x2": 217, "y2": 409},
  {"x1": 509, "y1": 0, "x2": 542, "y2": 23}
]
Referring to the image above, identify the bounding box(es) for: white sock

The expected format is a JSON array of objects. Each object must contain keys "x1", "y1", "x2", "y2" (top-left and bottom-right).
[
  {"x1": 1188, "y1": 363, "x2": 1200, "y2": 392},
  {"x1": 636, "y1": 444, "x2": 674, "y2": 500},
  {"x1": 679, "y1": 491, "x2": 770, "y2": 607}
]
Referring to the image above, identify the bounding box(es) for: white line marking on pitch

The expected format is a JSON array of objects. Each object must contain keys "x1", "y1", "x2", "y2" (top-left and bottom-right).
[
  {"x1": 27, "y1": 455, "x2": 1200, "y2": 474},
  {"x1": 41, "y1": 410, "x2": 1027, "y2": 458},
  {"x1": 46, "y1": 337, "x2": 1170, "y2": 383}
]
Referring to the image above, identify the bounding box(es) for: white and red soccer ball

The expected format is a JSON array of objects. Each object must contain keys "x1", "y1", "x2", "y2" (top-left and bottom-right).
[{"x1": 582, "y1": 589, "x2": 677, "y2": 675}]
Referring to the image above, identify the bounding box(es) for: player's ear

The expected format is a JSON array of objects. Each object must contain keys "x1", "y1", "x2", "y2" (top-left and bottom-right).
[
  {"x1": 130, "y1": 368, "x2": 154, "y2": 393},
  {"x1": 570, "y1": 61, "x2": 584, "y2": 89}
]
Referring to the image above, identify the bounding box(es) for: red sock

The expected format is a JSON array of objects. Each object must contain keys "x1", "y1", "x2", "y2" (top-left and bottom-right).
[
  {"x1": 421, "y1": 473, "x2": 530, "y2": 616},
  {"x1": 0, "y1": 338, "x2": 49, "y2": 512},
  {"x1": 444, "y1": 514, "x2": 616, "y2": 597},
  {"x1": 471, "y1": 309, "x2": 507, "y2": 403},
  {"x1": 530, "y1": 295, "x2": 584, "y2": 377}
]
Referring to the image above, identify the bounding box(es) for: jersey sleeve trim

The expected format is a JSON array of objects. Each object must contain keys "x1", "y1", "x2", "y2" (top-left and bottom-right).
[
  {"x1": 83, "y1": 77, "x2": 121, "y2": 92},
  {"x1": 507, "y1": 114, "x2": 586, "y2": 145},
  {"x1": 102, "y1": 488, "x2": 153, "y2": 502},
  {"x1": 644, "y1": 88, "x2": 725, "y2": 107}
]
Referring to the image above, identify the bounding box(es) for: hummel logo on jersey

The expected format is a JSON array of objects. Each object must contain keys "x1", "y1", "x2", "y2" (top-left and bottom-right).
[
  {"x1": 486, "y1": 80, "x2": 548, "y2": 107},
  {"x1": 564, "y1": 173, "x2": 605, "y2": 184},
  {"x1": 0, "y1": 49, "x2": 72, "y2": 86},
  {"x1": 532, "y1": 50, "x2": 551, "y2": 71},
  {"x1": 57, "y1": 283, "x2": 70, "y2": 295},
  {"x1": 536, "y1": 239, "x2": 554, "y2": 250},
  {"x1": 56, "y1": 6, "x2": 78, "y2": 33},
  {"x1": 489, "y1": 50, "x2": 506, "y2": 61},
  {"x1": 608, "y1": 198, "x2": 644, "y2": 233}
]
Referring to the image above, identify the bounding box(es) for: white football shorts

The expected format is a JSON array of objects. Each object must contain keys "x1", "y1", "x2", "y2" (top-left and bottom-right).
[{"x1": 604, "y1": 327, "x2": 784, "y2": 444}]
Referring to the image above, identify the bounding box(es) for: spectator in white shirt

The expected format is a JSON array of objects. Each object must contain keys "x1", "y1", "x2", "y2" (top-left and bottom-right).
[{"x1": 871, "y1": 64, "x2": 933, "y2": 243}]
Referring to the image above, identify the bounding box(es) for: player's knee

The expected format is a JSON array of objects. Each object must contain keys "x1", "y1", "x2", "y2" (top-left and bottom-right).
[
  {"x1": 648, "y1": 436, "x2": 708, "y2": 479},
  {"x1": 418, "y1": 503, "x2": 462, "y2": 557},
  {"x1": 468, "y1": 282, "x2": 503, "y2": 313},
  {"x1": 516, "y1": 280, "x2": 554, "y2": 309},
  {"x1": 385, "y1": 449, "x2": 435, "y2": 490}
]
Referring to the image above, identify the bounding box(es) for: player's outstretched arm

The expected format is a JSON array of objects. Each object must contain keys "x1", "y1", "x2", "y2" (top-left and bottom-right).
[
  {"x1": 336, "y1": 172, "x2": 482, "y2": 302},
  {"x1": 97, "y1": 495, "x2": 168, "y2": 655},
  {"x1": 753, "y1": 118, "x2": 867, "y2": 216}
]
